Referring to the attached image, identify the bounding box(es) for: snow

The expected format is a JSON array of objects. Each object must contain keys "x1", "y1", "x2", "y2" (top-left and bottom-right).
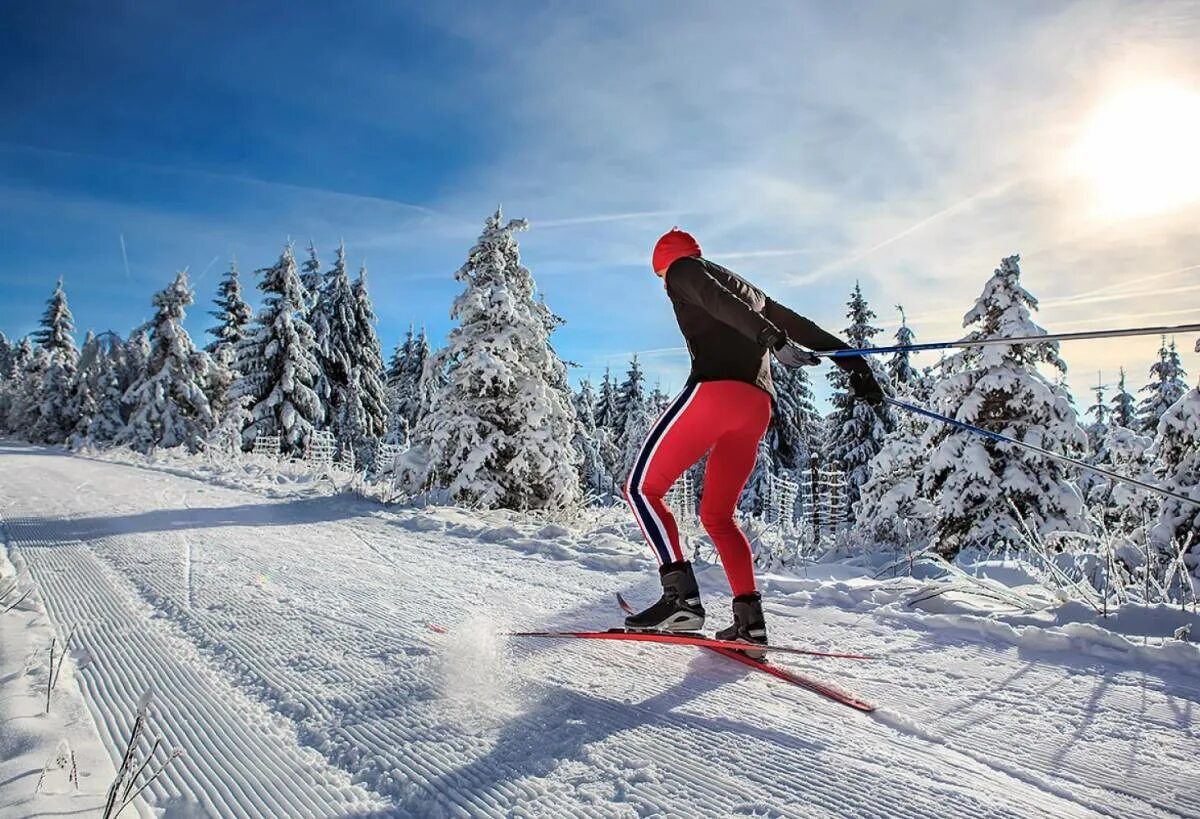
[{"x1": 2, "y1": 439, "x2": 1199, "y2": 817}]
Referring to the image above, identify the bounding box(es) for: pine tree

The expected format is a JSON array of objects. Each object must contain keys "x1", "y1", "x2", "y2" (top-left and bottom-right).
[
  {"x1": 205, "y1": 260, "x2": 254, "y2": 359},
  {"x1": 232, "y1": 242, "x2": 323, "y2": 453},
  {"x1": 404, "y1": 209, "x2": 580, "y2": 509},
  {"x1": 824, "y1": 281, "x2": 891, "y2": 520},
  {"x1": 1110, "y1": 367, "x2": 1137, "y2": 429},
  {"x1": 1147, "y1": 387, "x2": 1200, "y2": 554},
  {"x1": 1136, "y1": 337, "x2": 1188, "y2": 435},
  {"x1": 120, "y1": 272, "x2": 216, "y2": 453},
  {"x1": 922, "y1": 255, "x2": 1087, "y2": 555}
]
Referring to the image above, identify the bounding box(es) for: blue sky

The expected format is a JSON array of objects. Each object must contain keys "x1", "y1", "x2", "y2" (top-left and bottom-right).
[{"x1": 2, "y1": 1, "x2": 1198, "y2": 406}]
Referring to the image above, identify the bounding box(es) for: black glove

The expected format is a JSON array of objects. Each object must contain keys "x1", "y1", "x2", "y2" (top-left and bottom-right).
[
  {"x1": 848, "y1": 368, "x2": 885, "y2": 406},
  {"x1": 773, "y1": 340, "x2": 819, "y2": 368}
]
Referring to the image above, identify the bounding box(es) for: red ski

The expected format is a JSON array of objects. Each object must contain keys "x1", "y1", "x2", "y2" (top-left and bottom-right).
[
  {"x1": 502, "y1": 628, "x2": 873, "y2": 661},
  {"x1": 705, "y1": 646, "x2": 876, "y2": 712}
]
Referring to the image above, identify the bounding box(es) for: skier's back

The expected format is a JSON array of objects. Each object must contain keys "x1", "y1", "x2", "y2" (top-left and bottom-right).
[{"x1": 623, "y1": 228, "x2": 883, "y2": 652}]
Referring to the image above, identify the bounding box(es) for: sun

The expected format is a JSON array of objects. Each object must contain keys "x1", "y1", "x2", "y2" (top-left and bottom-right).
[{"x1": 1071, "y1": 83, "x2": 1200, "y2": 220}]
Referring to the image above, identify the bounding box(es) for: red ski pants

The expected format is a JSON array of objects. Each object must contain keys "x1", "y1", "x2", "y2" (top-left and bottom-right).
[{"x1": 624, "y1": 380, "x2": 771, "y2": 597}]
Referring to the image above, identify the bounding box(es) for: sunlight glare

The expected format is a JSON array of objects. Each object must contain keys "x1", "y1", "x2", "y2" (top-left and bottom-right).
[{"x1": 1071, "y1": 83, "x2": 1200, "y2": 219}]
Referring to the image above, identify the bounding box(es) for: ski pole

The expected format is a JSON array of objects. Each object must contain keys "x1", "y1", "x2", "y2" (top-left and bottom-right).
[
  {"x1": 814, "y1": 322, "x2": 1200, "y2": 359},
  {"x1": 884, "y1": 397, "x2": 1200, "y2": 509}
]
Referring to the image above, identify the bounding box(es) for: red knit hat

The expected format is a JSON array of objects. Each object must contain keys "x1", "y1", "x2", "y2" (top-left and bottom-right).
[{"x1": 652, "y1": 228, "x2": 701, "y2": 273}]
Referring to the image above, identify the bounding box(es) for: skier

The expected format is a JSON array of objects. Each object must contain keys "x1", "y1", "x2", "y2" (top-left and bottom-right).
[{"x1": 623, "y1": 228, "x2": 884, "y2": 651}]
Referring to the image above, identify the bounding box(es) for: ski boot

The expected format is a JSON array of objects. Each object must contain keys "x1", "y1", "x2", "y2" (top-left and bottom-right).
[
  {"x1": 716, "y1": 592, "x2": 768, "y2": 660},
  {"x1": 624, "y1": 560, "x2": 706, "y2": 633}
]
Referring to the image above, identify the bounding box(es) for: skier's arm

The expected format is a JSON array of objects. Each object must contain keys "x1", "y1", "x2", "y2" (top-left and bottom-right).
[
  {"x1": 763, "y1": 298, "x2": 871, "y2": 378},
  {"x1": 666, "y1": 257, "x2": 783, "y2": 347}
]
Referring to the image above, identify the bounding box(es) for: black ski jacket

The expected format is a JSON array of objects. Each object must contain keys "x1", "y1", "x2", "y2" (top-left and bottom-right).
[{"x1": 664, "y1": 255, "x2": 871, "y2": 400}]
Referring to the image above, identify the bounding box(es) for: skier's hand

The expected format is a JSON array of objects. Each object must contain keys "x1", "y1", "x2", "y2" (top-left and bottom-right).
[
  {"x1": 848, "y1": 369, "x2": 885, "y2": 406},
  {"x1": 772, "y1": 340, "x2": 819, "y2": 368}
]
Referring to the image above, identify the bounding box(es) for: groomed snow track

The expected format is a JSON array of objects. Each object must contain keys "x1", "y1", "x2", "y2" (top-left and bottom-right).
[{"x1": 1, "y1": 440, "x2": 1197, "y2": 818}]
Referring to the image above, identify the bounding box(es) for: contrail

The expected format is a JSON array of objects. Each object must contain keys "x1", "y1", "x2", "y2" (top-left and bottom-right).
[
  {"x1": 537, "y1": 210, "x2": 681, "y2": 229},
  {"x1": 1042, "y1": 262, "x2": 1200, "y2": 304},
  {"x1": 785, "y1": 179, "x2": 1017, "y2": 286},
  {"x1": 193, "y1": 255, "x2": 221, "y2": 287},
  {"x1": 119, "y1": 234, "x2": 131, "y2": 280}
]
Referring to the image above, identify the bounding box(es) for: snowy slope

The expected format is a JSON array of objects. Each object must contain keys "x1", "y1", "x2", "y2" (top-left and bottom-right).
[{"x1": 0, "y1": 439, "x2": 1197, "y2": 818}]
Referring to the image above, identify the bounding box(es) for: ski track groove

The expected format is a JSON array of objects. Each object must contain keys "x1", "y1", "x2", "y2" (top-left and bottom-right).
[
  {"x1": 2, "y1": 445, "x2": 1195, "y2": 817},
  {"x1": 4, "y1": 516, "x2": 381, "y2": 818}
]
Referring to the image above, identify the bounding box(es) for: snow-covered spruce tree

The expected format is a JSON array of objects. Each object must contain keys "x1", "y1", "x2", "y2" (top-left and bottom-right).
[
  {"x1": 824, "y1": 281, "x2": 891, "y2": 521},
  {"x1": 614, "y1": 354, "x2": 649, "y2": 463},
  {"x1": 771, "y1": 360, "x2": 823, "y2": 475},
  {"x1": 572, "y1": 378, "x2": 613, "y2": 498},
  {"x1": 2, "y1": 338, "x2": 42, "y2": 433},
  {"x1": 205, "y1": 260, "x2": 254, "y2": 359},
  {"x1": 1086, "y1": 423, "x2": 1154, "y2": 538},
  {"x1": 854, "y1": 389, "x2": 934, "y2": 551},
  {"x1": 64, "y1": 331, "x2": 102, "y2": 446},
  {"x1": 922, "y1": 255, "x2": 1087, "y2": 555},
  {"x1": 0, "y1": 332, "x2": 10, "y2": 381},
  {"x1": 339, "y1": 266, "x2": 389, "y2": 465},
  {"x1": 87, "y1": 353, "x2": 127, "y2": 446},
  {"x1": 314, "y1": 242, "x2": 358, "y2": 434},
  {"x1": 29, "y1": 278, "x2": 80, "y2": 443},
  {"x1": 1109, "y1": 366, "x2": 1137, "y2": 429},
  {"x1": 1137, "y1": 337, "x2": 1188, "y2": 435},
  {"x1": 1147, "y1": 387, "x2": 1200, "y2": 556},
  {"x1": 614, "y1": 356, "x2": 646, "y2": 440},
  {"x1": 386, "y1": 326, "x2": 412, "y2": 387},
  {"x1": 384, "y1": 324, "x2": 431, "y2": 443},
  {"x1": 120, "y1": 271, "x2": 216, "y2": 453},
  {"x1": 34, "y1": 277, "x2": 78, "y2": 366},
  {"x1": 1084, "y1": 376, "x2": 1109, "y2": 450},
  {"x1": 232, "y1": 242, "x2": 323, "y2": 453},
  {"x1": 649, "y1": 382, "x2": 671, "y2": 414},
  {"x1": 300, "y1": 242, "x2": 323, "y2": 317},
  {"x1": 886, "y1": 305, "x2": 925, "y2": 396},
  {"x1": 594, "y1": 366, "x2": 620, "y2": 430},
  {"x1": 404, "y1": 210, "x2": 580, "y2": 509},
  {"x1": 592, "y1": 366, "x2": 623, "y2": 477},
  {"x1": 121, "y1": 328, "x2": 150, "y2": 394}
]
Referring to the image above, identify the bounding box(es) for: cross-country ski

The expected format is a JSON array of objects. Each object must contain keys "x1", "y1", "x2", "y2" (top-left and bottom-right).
[{"x1": 4, "y1": 4, "x2": 1200, "y2": 817}]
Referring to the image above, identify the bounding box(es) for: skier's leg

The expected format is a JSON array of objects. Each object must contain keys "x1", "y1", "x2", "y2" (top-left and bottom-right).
[
  {"x1": 624, "y1": 383, "x2": 717, "y2": 564},
  {"x1": 623, "y1": 383, "x2": 721, "y2": 631},
  {"x1": 699, "y1": 384, "x2": 772, "y2": 598}
]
